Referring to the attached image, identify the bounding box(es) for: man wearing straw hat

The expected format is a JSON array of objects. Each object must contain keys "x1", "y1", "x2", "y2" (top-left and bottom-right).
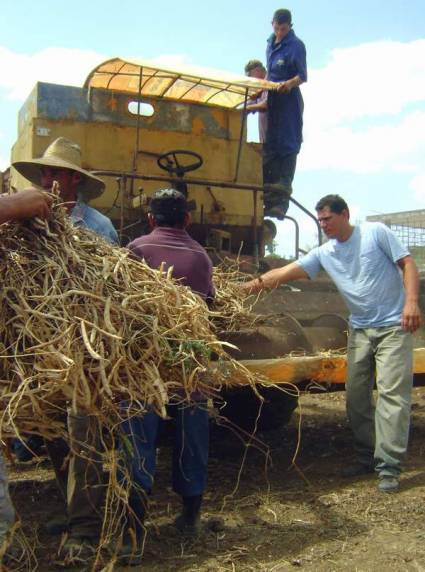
[
  {"x1": 13, "y1": 137, "x2": 118, "y2": 243},
  {"x1": 13, "y1": 137, "x2": 118, "y2": 563},
  {"x1": 0, "y1": 189, "x2": 53, "y2": 564}
]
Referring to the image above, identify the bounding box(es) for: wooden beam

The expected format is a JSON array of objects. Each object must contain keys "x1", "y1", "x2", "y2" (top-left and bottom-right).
[{"x1": 221, "y1": 348, "x2": 425, "y2": 387}]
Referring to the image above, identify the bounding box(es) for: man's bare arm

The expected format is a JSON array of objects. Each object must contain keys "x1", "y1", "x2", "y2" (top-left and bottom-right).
[
  {"x1": 246, "y1": 100, "x2": 267, "y2": 113},
  {"x1": 241, "y1": 261, "x2": 309, "y2": 295},
  {"x1": 0, "y1": 189, "x2": 52, "y2": 224},
  {"x1": 397, "y1": 255, "x2": 422, "y2": 333}
]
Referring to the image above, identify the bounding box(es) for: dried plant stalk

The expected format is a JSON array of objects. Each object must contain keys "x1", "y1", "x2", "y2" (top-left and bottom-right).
[
  {"x1": 210, "y1": 261, "x2": 258, "y2": 332},
  {"x1": 0, "y1": 201, "x2": 258, "y2": 440}
]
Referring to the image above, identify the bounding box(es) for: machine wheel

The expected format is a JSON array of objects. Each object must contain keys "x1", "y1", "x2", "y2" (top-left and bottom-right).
[
  {"x1": 218, "y1": 386, "x2": 298, "y2": 432},
  {"x1": 157, "y1": 149, "x2": 203, "y2": 177}
]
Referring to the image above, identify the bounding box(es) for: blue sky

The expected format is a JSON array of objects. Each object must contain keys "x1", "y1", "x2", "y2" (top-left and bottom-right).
[{"x1": 1, "y1": 0, "x2": 425, "y2": 254}]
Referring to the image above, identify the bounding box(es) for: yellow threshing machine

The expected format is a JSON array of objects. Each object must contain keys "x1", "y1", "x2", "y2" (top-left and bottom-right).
[{"x1": 10, "y1": 57, "x2": 425, "y2": 428}]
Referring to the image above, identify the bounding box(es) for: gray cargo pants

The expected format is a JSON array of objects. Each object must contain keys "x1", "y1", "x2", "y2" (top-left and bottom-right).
[
  {"x1": 0, "y1": 452, "x2": 14, "y2": 543},
  {"x1": 45, "y1": 411, "x2": 104, "y2": 539},
  {"x1": 346, "y1": 326, "x2": 413, "y2": 477}
]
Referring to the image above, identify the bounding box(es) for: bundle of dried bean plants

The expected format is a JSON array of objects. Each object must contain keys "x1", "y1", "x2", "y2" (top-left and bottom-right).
[
  {"x1": 0, "y1": 201, "x2": 258, "y2": 439},
  {"x1": 210, "y1": 263, "x2": 258, "y2": 332},
  {"x1": 0, "y1": 196, "x2": 264, "y2": 569}
]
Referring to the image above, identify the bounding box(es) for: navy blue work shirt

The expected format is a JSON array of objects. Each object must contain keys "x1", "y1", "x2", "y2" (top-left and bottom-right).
[{"x1": 266, "y1": 29, "x2": 307, "y2": 157}]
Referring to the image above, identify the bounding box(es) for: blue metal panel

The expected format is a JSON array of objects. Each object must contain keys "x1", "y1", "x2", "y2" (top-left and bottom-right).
[
  {"x1": 18, "y1": 85, "x2": 37, "y2": 134},
  {"x1": 37, "y1": 83, "x2": 90, "y2": 121}
]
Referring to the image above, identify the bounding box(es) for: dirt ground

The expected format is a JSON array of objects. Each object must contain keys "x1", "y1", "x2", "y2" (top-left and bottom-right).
[{"x1": 8, "y1": 386, "x2": 425, "y2": 572}]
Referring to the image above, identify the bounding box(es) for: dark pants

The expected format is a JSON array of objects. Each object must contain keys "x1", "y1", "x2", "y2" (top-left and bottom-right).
[
  {"x1": 45, "y1": 412, "x2": 104, "y2": 539},
  {"x1": 13, "y1": 435, "x2": 44, "y2": 462},
  {"x1": 120, "y1": 402, "x2": 209, "y2": 498},
  {"x1": 262, "y1": 152, "x2": 297, "y2": 216}
]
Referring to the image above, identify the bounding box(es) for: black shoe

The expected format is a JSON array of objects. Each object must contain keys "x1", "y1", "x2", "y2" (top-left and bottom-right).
[
  {"x1": 174, "y1": 495, "x2": 202, "y2": 537},
  {"x1": 45, "y1": 515, "x2": 68, "y2": 535},
  {"x1": 56, "y1": 534, "x2": 97, "y2": 567},
  {"x1": 117, "y1": 531, "x2": 144, "y2": 566},
  {"x1": 264, "y1": 206, "x2": 286, "y2": 220},
  {"x1": 1, "y1": 539, "x2": 24, "y2": 567},
  {"x1": 341, "y1": 462, "x2": 375, "y2": 478},
  {"x1": 117, "y1": 492, "x2": 146, "y2": 565},
  {"x1": 263, "y1": 182, "x2": 290, "y2": 195}
]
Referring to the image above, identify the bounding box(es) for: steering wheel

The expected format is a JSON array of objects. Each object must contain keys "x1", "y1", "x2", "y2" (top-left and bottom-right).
[{"x1": 157, "y1": 149, "x2": 203, "y2": 177}]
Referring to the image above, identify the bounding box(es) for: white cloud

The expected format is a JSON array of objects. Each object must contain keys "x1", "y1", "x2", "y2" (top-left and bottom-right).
[
  {"x1": 300, "y1": 111, "x2": 425, "y2": 173},
  {"x1": 0, "y1": 48, "x2": 195, "y2": 103},
  {"x1": 299, "y1": 39, "x2": 425, "y2": 176},
  {"x1": 148, "y1": 54, "x2": 192, "y2": 68},
  {"x1": 409, "y1": 173, "x2": 425, "y2": 203},
  {"x1": 304, "y1": 39, "x2": 425, "y2": 128},
  {"x1": 0, "y1": 46, "x2": 106, "y2": 101}
]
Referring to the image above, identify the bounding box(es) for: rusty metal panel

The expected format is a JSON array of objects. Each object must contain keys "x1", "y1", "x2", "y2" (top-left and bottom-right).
[
  {"x1": 11, "y1": 80, "x2": 263, "y2": 255},
  {"x1": 25, "y1": 83, "x2": 235, "y2": 140}
]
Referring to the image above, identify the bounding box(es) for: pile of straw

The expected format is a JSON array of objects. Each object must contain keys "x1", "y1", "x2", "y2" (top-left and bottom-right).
[
  {"x1": 0, "y1": 200, "x2": 256, "y2": 441},
  {"x1": 210, "y1": 264, "x2": 258, "y2": 332}
]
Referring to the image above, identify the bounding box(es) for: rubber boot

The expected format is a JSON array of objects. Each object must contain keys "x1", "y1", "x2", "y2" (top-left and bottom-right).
[
  {"x1": 174, "y1": 495, "x2": 202, "y2": 537},
  {"x1": 117, "y1": 491, "x2": 147, "y2": 566}
]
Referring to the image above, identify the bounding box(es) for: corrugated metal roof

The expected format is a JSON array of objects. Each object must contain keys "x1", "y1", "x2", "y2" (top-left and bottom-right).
[{"x1": 84, "y1": 57, "x2": 278, "y2": 109}]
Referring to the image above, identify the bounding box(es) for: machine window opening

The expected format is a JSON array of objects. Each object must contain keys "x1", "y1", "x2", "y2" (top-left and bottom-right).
[{"x1": 128, "y1": 101, "x2": 155, "y2": 117}]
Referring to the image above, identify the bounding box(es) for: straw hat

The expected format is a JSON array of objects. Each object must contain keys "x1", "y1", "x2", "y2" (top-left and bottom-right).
[{"x1": 13, "y1": 137, "x2": 105, "y2": 200}]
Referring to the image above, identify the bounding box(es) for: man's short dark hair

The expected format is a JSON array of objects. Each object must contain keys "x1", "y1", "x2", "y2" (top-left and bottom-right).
[
  {"x1": 150, "y1": 188, "x2": 188, "y2": 228},
  {"x1": 315, "y1": 194, "x2": 349, "y2": 215},
  {"x1": 244, "y1": 59, "x2": 266, "y2": 75},
  {"x1": 272, "y1": 8, "x2": 292, "y2": 26}
]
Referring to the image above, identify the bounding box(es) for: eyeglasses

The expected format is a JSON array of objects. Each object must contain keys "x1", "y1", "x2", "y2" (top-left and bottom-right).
[{"x1": 317, "y1": 214, "x2": 334, "y2": 224}]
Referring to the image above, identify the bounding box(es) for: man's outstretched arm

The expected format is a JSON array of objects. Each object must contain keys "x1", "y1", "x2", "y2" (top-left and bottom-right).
[
  {"x1": 241, "y1": 261, "x2": 309, "y2": 295},
  {"x1": 0, "y1": 189, "x2": 52, "y2": 224}
]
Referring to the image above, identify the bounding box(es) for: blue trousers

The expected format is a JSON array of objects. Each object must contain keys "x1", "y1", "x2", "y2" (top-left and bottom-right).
[{"x1": 120, "y1": 402, "x2": 209, "y2": 497}]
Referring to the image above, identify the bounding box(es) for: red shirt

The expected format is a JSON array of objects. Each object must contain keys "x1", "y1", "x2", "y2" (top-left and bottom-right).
[{"x1": 128, "y1": 227, "x2": 215, "y2": 303}]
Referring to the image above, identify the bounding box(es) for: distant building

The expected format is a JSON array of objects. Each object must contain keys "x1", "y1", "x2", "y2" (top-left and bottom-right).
[{"x1": 367, "y1": 209, "x2": 425, "y2": 271}]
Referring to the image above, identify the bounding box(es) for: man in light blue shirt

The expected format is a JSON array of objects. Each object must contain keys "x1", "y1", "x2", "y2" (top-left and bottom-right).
[
  {"x1": 69, "y1": 200, "x2": 118, "y2": 244},
  {"x1": 242, "y1": 194, "x2": 421, "y2": 493}
]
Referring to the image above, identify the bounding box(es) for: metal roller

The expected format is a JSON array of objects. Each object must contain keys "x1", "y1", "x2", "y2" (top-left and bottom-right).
[{"x1": 303, "y1": 313, "x2": 348, "y2": 352}]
